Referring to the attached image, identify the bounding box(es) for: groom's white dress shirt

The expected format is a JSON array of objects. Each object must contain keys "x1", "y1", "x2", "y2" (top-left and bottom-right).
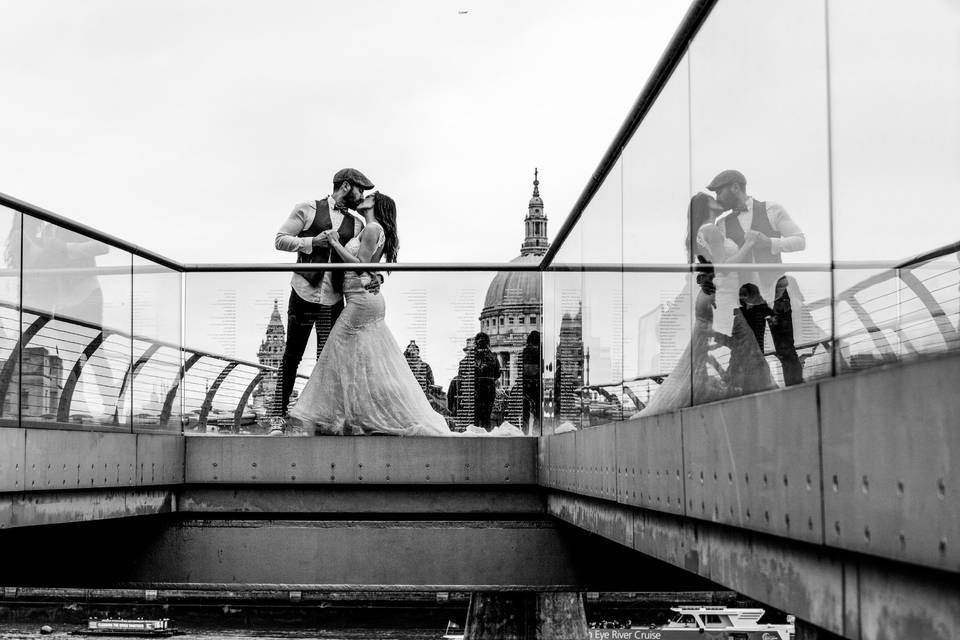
[
  {"x1": 726, "y1": 196, "x2": 806, "y2": 255},
  {"x1": 275, "y1": 196, "x2": 363, "y2": 306}
]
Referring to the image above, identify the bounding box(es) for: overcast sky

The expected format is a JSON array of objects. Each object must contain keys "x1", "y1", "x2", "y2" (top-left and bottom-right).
[{"x1": 0, "y1": 0, "x2": 690, "y2": 264}]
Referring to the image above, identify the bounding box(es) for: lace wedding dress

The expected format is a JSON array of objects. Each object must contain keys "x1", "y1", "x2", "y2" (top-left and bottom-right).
[{"x1": 289, "y1": 228, "x2": 453, "y2": 436}]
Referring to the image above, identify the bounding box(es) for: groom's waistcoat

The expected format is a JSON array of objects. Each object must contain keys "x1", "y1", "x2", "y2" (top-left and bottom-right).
[
  {"x1": 722, "y1": 200, "x2": 781, "y2": 265},
  {"x1": 295, "y1": 198, "x2": 357, "y2": 291}
]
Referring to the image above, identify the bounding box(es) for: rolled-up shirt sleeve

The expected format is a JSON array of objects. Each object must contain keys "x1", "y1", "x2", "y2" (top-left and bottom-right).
[
  {"x1": 767, "y1": 202, "x2": 806, "y2": 254},
  {"x1": 275, "y1": 203, "x2": 314, "y2": 254}
]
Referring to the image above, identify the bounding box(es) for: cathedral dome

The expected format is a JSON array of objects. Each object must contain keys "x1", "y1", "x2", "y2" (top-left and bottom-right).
[
  {"x1": 482, "y1": 254, "x2": 542, "y2": 311},
  {"x1": 480, "y1": 169, "x2": 548, "y2": 320},
  {"x1": 476, "y1": 169, "x2": 549, "y2": 394}
]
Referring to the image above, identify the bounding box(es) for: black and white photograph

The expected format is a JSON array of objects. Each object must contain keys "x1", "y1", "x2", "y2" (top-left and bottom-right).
[{"x1": 0, "y1": 0, "x2": 957, "y2": 638}]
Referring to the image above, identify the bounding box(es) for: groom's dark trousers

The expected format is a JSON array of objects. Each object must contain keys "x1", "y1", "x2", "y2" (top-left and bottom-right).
[{"x1": 273, "y1": 290, "x2": 343, "y2": 417}]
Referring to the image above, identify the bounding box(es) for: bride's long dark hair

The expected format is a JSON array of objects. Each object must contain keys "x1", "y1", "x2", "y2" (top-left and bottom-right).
[
  {"x1": 685, "y1": 192, "x2": 714, "y2": 263},
  {"x1": 373, "y1": 192, "x2": 399, "y2": 263}
]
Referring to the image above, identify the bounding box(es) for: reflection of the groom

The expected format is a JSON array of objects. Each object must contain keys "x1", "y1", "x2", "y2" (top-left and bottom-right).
[
  {"x1": 708, "y1": 169, "x2": 808, "y2": 386},
  {"x1": 11, "y1": 217, "x2": 111, "y2": 324},
  {"x1": 641, "y1": 193, "x2": 764, "y2": 415}
]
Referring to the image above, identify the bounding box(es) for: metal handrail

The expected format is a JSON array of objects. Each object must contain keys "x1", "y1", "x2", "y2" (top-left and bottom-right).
[
  {"x1": 546, "y1": 262, "x2": 834, "y2": 273},
  {"x1": 0, "y1": 191, "x2": 182, "y2": 271},
  {"x1": 182, "y1": 262, "x2": 543, "y2": 273},
  {"x1": 4, "y1": 190, "x2": 951, "y2": 275}
]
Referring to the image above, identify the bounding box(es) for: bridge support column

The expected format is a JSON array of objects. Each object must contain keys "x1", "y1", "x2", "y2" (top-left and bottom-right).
[
  {"x1": 794, "y1": 618, "x2": 846, "y2": 640},
  {"x1": 463, "y1": 591, "x2": 587, "y2": 640}
]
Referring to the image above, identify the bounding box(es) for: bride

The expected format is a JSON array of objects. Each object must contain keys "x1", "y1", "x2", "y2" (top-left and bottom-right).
[{"x1": 288, "y1": 192, "x2": 453, "y2": 436}]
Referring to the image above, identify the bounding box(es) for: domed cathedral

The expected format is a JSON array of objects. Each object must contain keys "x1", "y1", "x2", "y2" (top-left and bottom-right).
[{"x1": 479, "y1": 169, "x2": 549, "y2": 390}]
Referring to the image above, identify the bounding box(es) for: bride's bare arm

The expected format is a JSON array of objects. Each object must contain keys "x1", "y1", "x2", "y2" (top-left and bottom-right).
[{"x1": 356, "y1": 224, "x2": 383, "y2": 263}]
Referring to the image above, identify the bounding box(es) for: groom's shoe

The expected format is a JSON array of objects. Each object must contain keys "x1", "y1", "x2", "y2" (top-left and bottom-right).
[{"x1": 267, "y1": 416, "x2": 287, "y2": 436}]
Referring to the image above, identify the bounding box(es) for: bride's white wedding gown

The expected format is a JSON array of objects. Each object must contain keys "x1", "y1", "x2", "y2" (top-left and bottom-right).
[{"x1": 289, "y1": 228, "x2": 453, "y2": 436}]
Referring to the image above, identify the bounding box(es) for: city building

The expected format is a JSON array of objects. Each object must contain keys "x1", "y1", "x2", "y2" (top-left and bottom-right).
[
  {"x1": 19, "y1": 346, "x2": 64, "y2": 418},
  {"x1": 254, "y1": 299, "x2": 285, "y2": 415},
  {"x1": 479, "y1": 169, "x2": 549, "y2": 389}
]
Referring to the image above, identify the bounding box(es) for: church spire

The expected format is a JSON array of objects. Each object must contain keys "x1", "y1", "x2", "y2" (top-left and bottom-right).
[{"x1": 521, "y1": 168, "x2": 549, "y2": 257}]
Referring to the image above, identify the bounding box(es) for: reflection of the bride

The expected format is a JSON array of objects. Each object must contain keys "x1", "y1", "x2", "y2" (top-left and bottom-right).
[{"x1": 640, "y1": 193, "x2": 775, "y2": 416}]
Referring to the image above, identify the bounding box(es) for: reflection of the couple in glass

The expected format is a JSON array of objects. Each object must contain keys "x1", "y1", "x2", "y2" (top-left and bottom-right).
[
  {"x1": 5, "y1": 218, "x2": 119, "y2": 422},
  {"x1": 641, "y1": 192, "x2": 781, "y2": 415}
]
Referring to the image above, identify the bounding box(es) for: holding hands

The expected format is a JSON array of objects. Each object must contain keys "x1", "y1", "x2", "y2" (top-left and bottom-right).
[
  {"x1": 312, "y1": 229, "x2": 341, "y2": 248},
  {"x1": 744, "y1": 230, "x2": 771, "y2": 249}
]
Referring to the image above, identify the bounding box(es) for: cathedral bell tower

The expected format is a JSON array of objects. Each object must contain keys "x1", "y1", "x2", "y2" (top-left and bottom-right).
[{"x1": 521, "y1": 168, "x2": 549, "y2": 257}]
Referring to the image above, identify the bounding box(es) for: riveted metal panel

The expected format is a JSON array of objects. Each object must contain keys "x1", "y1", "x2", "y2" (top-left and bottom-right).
[
  {"x1": 0, "y1": 427, "x2": 25, "y2": 492},
  {"x1": 24, "y1": 430, "x2": 137, "y2": 491},
  {"x1": 136, "y1": 434, "x2": 185, "y2": 486},
  {"x1": 185, "y1": 436, "x2": 537, "y2": 485},
  {"x1": 681, "y1": 384, "x2": 823, "y2": 544},
  {"x1": 574, "y1": 425, "x2": 618, "y2": 501},
  {"x1": 551, "y1": 432, "x2": 577, "y2": 493},
  {"x1": 352, "y1": 437, "x2": 534, "y2": 484},
  {"x1": 821, "y1": 355, "x2": 960, "y2": 571},
  {"x1": 615, "y1": 414, "x2": 684, "y2": 514}
]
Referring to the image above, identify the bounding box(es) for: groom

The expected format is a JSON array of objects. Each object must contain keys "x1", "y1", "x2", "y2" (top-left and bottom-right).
[{"x1": 270, "y1": 167, "x2": 379, "y2": 433}]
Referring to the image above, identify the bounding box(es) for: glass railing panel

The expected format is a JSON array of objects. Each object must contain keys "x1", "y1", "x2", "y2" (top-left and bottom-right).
[
  {"x1": 0, "y1": 207, "x2": 20, "y2": 426},
  {"x1": 835, "y1": 256, "x2": 960, "y2": 372},
  {"x1": 622, "y1": 53, "x2": 691, "y2": 264},
  {"x1": 579, "y1": 270, "x2": 624, "y2": 427},
  {"x1": 689, "y1": 266, "x2": 833, "y2": 402},
  {"x1": 689, "y1": 0, "x2": 832, "y2": 271},
  {"x1": 901, "y1": 258, "x2": 960, "y2": 356},
  {"x1": 20, "y1": 215, "x2": 132, "y2": 430},
  {"x1": 184, "y1": 270, "x2": 542, "y2": 436},
  {"x1": 131, "y1": 257, "x2": 183, "y2": 432},
  {"x1": 580, "y1": 159, "x2": 623, "y2": 265},
  {"x1": 541, "y1": 270, "x2": 560, "y2": 431},
  {"x1": 542, "y1": 269, "x2": 585, "y2": 433},
  {"x1": 621, "y1": 270, "x2": 693, "y2": 417},
  {"x1": 834, "y1": 267, "x2": 904, "y2": 371},
  {"x1": 551, "y1": 215, "x2": 583, "y2": 266},
  {"x1": 180, "y1": 359, "x2": 260, "y2": 434},
  {"x1": 827, "y1": 0, "x2": 960, "y2": 262}
]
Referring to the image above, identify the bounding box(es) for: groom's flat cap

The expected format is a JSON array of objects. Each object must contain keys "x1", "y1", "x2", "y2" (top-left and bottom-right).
[
  {"x1": 707, "y1": 169, "x2": 746, "y2": 191},
  {"x1": 333, "y1": 168, "x2": 374, "y2": 190}
]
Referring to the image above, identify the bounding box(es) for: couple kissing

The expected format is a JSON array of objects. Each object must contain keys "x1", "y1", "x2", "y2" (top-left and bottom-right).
[{"x1": 271, "y1": 167, "x2": 457, "y2": 436}]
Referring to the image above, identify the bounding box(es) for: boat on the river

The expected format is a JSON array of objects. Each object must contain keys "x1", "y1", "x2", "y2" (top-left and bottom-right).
[
  {"x1": 440, "y1": 620, "x2": 464, "y2": 639},
  {"x1": 71, "y1": 618, "x2": 183, "y2": 637},
  {"x1": 588, "y1": 606, "x2": 794, "y2": 640}
]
